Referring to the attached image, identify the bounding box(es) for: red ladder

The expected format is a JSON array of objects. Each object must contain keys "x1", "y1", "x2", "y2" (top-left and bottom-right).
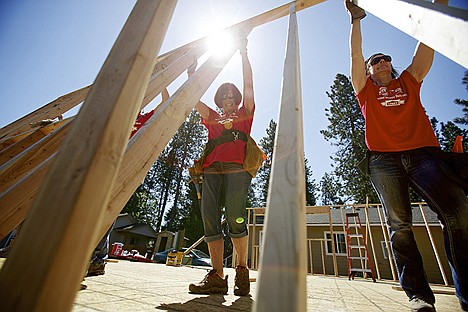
[{"x1": 345, "y1": 212, "x2": 376, "y2": 282}]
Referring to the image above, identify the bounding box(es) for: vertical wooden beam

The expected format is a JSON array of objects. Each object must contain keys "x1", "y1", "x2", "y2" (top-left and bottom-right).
[
  {"x1": 418, "y1": 203, "x2": 449, "y2": 285},
  {"x1": 354, "y1": 0, "x2": 468, "y2": 68},
  {"x1": 254, "y1": 5, "x2": 307, "y2": 312},
  {"x1": 0, "y1": 1, "x2": 176, "y2": 311},
  {"x1": 376, "y1": 204, "x2": 398, "y2": 281},
  {"x1": 364, "y1": 199, "x2": 381, "y2": 280},
  {"x1": 327, "y1": 209, "x2": 338, "y2": 277}
]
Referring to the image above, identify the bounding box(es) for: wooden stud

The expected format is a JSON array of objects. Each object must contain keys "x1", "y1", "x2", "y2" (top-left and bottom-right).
[
  {"x1": 0, "y1": 86, "x2": 90, "y2": 141},
  {"x1": 0, "y1": 157, "x2": 52, "y2": 239},
  {"x1": 0, "y1": 118, "x2": 71, "y2": 164},
  {"x1": 254, "y1": 6, "x2": 307, "y2": 312},
  {"x1": 0, "y1": 121, "x2": 71, "y2": 194},
  {"x1": 418, "y1": 203, "x2": 449, "y2": 285},
  {"x1": 0, "y1": 1, "x2": 176, "y2": 311}
]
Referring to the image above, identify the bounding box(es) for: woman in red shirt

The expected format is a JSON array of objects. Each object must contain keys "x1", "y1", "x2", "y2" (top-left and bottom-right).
[
  {"x1": 188, "y1": 38, "x2": 254, "y2": 297},
  {"x1": 345, "y1": 1, "x2": 467, "y2": 311}
]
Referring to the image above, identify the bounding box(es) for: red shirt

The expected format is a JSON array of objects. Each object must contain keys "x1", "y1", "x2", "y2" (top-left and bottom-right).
[
  {"x1": 202, "y1": 105, "x2": 254, "y2": 168},
  {"x1": 356, "y1": 70, "x2": 439, "y2": 152},
  {"x1": 131, "y1": 110, "x2": 154, "y2": 137}
]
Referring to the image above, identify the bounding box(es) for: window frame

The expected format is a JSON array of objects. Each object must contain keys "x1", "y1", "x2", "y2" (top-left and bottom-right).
[{"x1": 324, "y1": 231, "x2": 347, "y2": 256}]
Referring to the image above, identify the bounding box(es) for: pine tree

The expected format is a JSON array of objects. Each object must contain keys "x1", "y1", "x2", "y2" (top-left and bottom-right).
[
  {"x1": 319, "y1": 172, "x2": 343, "y2": 205},
  {"x1": 153, "y1": 148, "x2": 177, "y2": 232},
  {"x1": 252, "y1": 119, "x2": 276, "y2": 207},
  {"x1": 454, "y1": 70, "x2": 468, "y2": 126},
  {"x1": 438, "y1": 121, "x2": 468, "y2": 152},
  {"x1": 122, "y1": 110, "x2": 207, "y2": 235},
  {"x1": 163, "y1": 110, "x2": 207, "y2": 233},
  {"x1": 122, "y1": 163, "x2": 161, "y2": 229},
  {"x1": 305, "y1": 158, "x2": 318, "y2": 206},
  {"x1": 320, "y1": 74, "x2": 378, "y2": 204},
  {"x1": 250, "y1": 119, "x2": 318, "y2": 207}
]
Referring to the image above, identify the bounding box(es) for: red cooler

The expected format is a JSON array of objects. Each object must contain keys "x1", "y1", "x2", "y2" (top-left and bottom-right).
[{"x1": 111, "y1": 242, "x2": 124, "y2": 256}]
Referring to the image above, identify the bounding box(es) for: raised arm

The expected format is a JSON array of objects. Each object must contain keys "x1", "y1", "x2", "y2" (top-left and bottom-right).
[
  {"x1": 406, "y1": 0, "x2": 448, "y2": 82},
  {"x1": 349, "y1": 20, "x2": 367, "y2": 93},
  {"x1": 345, "y1": 1, "x2": 367, "y2": 94},
  {"x1": 239, "y1": 38, "x2": 255, "y2": 116}
]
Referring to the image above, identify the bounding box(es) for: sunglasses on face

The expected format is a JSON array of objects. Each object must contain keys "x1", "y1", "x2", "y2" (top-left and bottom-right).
[
  {"x1": 222, "y1": 94, "x2": 234, "y2": 100},
  {"x1": 370, "y1": 55, "x2": 392, "y2": 66}
]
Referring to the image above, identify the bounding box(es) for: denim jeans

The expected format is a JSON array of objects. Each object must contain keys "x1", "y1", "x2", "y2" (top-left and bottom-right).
[
  {"x1": 201, "y1": 162, "x2": 251, "y2": 243},
  {"x1": 369, "y1": 148, "x2": 468, "y2": 305},
  {"x1": 90, "y1": 223, "x2": 115, "y2": 265}
]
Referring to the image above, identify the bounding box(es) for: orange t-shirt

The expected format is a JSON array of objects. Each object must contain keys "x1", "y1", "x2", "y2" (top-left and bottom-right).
[
  {"x1": 202, "y1": 105, "x2": 254, "y2": 168},
  {"x1": 356, "y1": 70, "x2": 439, "y2": 152}
]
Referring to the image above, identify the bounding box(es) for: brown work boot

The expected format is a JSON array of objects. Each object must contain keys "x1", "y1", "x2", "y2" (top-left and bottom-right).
[
  {"x1": 86, "y1": 262, "x2": 106, "y2": 277},
  {"x1": 0, "y1": 246, "x2": 11, "y2": 258},
  {"x1": 234, "y1": 266, "x2": 250, "y2": 296},
  {"x1": 189, "y1": 270, "x2": 228, "y2": 294}
]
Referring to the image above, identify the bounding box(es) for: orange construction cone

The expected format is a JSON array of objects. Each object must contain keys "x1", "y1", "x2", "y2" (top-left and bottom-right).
[{"x1": 451, "y1": 135, "x2": 464, "y2": 153}]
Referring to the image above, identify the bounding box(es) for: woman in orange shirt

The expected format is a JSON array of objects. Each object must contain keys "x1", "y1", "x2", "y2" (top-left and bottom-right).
[{"x1": 345, "y1": 1, "x2": 467, "y2": 311}]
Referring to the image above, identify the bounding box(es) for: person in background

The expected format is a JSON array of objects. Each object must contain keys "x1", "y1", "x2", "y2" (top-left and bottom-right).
[
  {"x1": 188, "y1": 37, "x2": 254, "y2": 296},
  {"x1": 344, "y1": 1, "x2": 468, "y2": 311},
  {"x1": 85, "y1": 223, "x2": 115, "y2": 277}
]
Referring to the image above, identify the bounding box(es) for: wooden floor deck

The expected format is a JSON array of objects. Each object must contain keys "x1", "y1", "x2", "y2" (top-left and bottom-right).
[{"x1": 69, "y1": 259, "x2": 460, "y2": 312}]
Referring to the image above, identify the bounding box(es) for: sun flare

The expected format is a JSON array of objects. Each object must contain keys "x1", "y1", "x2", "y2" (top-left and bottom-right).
[{"x1": 206, "y1": 30, "x2": 235, "y2": 57}]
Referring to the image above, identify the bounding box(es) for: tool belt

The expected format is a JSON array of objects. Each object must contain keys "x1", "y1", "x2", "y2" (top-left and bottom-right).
[{"x1": 188, "y1": 130, "x2": 266, "y2": 187}]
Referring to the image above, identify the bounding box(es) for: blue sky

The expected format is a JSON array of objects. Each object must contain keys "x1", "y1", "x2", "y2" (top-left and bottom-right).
[{"x1": 1, "y1": 0, "x2": 467, "y2": 191}]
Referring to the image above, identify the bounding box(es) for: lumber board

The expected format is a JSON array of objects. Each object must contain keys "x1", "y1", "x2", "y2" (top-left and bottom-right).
[
  {"x1": 0, "y1": 86, "x2": 90, "y2": 141},
  {"x1": 0, "y1": 118, "x2": 71, "y2": 166},
  {"x1": 247, "y1": 0, "x2": 326, "y2": 29},
  {"x1": 0, "y1": 1, "x2": 176, "y2": 311},
  {"x1": 306, "y1": 205, "x2": 331, "y2": 215},
  {"x1": 254, "y1": 7, "x2": 307, "y2": 312},
  {"x1": 0, "y1": 156, "x2": 52, "y2": 239},
  {"x1": 355, "y1": 0, "x2": 468, "y2": 68},
  {"x1": 0, "y1": 131, "x2": 46, "y2": 165},
  {"x1": 0, "y1": 120, "x2": 71, "y2": 194},
  {"x1": 143, "y1": 46, "x2": 206, "y2": 108}
]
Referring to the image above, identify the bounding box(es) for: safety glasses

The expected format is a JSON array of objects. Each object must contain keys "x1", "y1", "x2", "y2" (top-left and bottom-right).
[{"x1": 369, "y1": 55, "x2": 392, "y2": 66}]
